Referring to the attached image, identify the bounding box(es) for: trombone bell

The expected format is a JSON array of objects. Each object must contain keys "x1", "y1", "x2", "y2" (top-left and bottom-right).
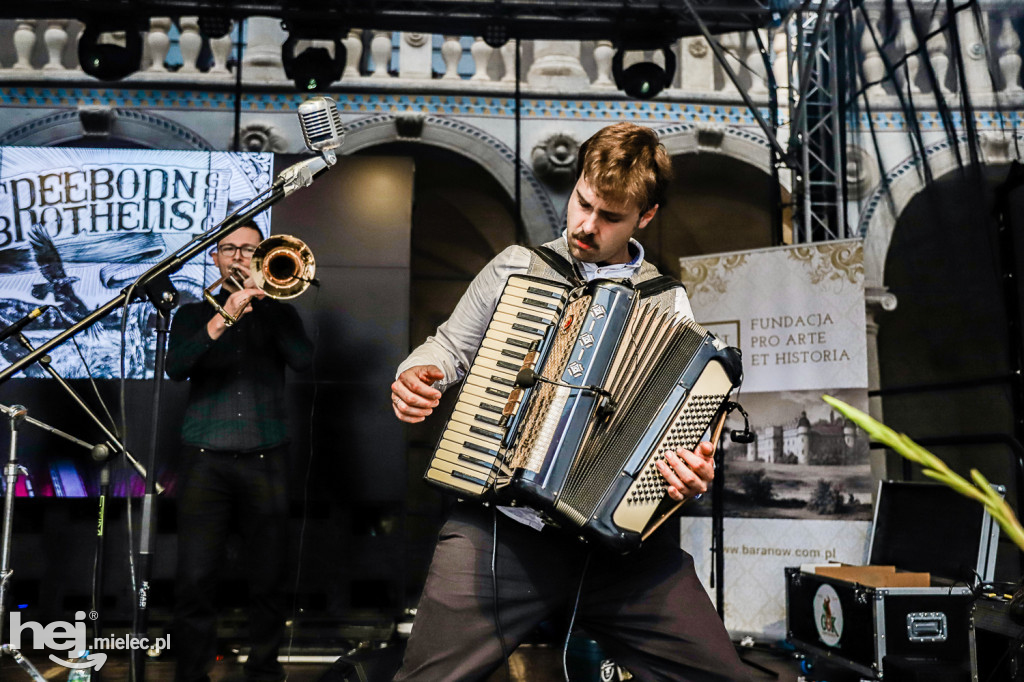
[{"x1": 250, "y1": 234, "x2": 316, "y2": 300}]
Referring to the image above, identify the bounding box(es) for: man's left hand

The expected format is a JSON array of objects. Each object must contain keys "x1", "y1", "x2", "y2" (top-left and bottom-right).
[{"x1": 655, "y1": 440, "x2": 716, "y2": 502}]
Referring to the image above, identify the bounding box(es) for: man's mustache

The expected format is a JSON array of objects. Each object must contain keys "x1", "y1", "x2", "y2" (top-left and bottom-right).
[{"x1": 570, "y1": 233, "x2": 596, "y2": 247}]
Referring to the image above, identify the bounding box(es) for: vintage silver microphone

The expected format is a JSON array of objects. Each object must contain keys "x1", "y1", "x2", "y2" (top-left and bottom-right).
[
  {"x1": 273, "y1": 96, "x2": 345, "y2": 196},
  {"x1": 298, "y1": 96, "x2": 345, "y2": 165}
]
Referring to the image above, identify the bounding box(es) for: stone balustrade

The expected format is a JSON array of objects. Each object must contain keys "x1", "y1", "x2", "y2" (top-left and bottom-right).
[{"x1": 0, "y1": 5, "x2": 1021, "y2": 104}]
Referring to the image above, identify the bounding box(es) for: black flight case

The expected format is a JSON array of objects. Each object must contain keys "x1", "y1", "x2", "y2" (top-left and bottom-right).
[{"x1": 785, "y1": 480, "x2": 1001, "y2": 681}]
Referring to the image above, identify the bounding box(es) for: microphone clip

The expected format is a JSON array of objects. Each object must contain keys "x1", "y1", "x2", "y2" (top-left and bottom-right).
[
  {"x1": 725, "y1": 401, "x2": 754, "y2": 444},
  {"x1": 515, "y1": 368, "x2": 617, "y2": 417}
]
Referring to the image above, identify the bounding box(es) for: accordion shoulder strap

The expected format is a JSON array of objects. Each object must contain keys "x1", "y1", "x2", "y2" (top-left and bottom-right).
[
  {"x1": 634, "y1": 275, "x2": 685, "y2": 298},
  {"x1": 529, "y1": 245, "x2": 583, "y2": 286},
  {"x1": 530, "y1": 246, "x2": 684, "y2": 299}
]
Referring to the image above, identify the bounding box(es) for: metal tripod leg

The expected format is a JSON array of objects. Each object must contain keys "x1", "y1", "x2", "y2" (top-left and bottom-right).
[
  {"x1": 1, "y1": 644, "x2": 46, "y2": 681},
  {"x1": 0, "y1": 407, "x2": 45, "y2": 681}
]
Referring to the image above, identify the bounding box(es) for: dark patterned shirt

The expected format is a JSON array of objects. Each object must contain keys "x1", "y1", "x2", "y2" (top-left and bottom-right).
[{"x1": 166, "y1": 291, "x2": 313, "y2": 451}]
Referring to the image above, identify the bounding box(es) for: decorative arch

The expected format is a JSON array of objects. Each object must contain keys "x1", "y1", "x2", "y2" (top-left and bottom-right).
[
  {"x1": 0, "y1": 108, "x2": 214, "y2": 150},
  {"x1": 342, "y1": 114, "x2": 561, "y2": 245},
  {"x1": 655, "y1": 122, "x2": 793, "y2": 194},
  {"x1": 859, "y1": 132, "x2": 1024, "y2": 286}
]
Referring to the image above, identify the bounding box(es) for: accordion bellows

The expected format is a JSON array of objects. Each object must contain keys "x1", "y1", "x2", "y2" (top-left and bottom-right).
[{"x1": 426, "y1": 275, "x2": 743, "y2": 553}]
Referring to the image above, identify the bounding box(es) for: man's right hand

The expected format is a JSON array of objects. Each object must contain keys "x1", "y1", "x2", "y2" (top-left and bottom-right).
[
  {"x1": 392, "y1": 365, "x2": 444, "y2": 423},
  {"x1": 207, "y1": 287, "x2": 266, "y2": 340}
]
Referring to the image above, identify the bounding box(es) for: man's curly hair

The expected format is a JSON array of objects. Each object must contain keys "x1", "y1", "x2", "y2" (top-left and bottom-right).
[{"x1": 575, "y1": 122, "x2": 673, "y2": 213}]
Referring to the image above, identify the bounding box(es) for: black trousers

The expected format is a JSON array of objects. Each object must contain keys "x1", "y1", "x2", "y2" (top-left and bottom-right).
[
  {"x1": 172, "y1": 445, "x2": 289, "y2": 682},
  {"x1": 395, "y1": 503, "x2": 753, "y2": 682}
]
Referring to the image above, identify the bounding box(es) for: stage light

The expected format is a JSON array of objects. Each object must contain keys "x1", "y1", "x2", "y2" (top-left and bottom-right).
[
  {"x1": 282, "y1": 34, "x2": 346, "y2": 92},
  {"x1": 483, "y1": 23, "x2": 510, "y2": 49},
  {"x1": 612, "y1": 46, "x2": 677, "y2": 100},
  {"x1": 78, "y1": 18, "x2": 143, "y2": 81},
  {"x1": 198, "y1": 16, "x2": 234, "y2": 40}
]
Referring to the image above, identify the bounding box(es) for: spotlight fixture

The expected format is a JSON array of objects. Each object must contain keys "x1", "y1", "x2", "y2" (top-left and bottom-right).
[
  {"x1": 198, "y1": 15, "x2": 234, "y2": 40},
  {"x1": 282, "y1": 33, "x2": 346, "y2": 92},
  {"x1": 78, "y1": 18, "x2": 143, "y2": 81},
  {"x1": 612, "y1": 46, "x2": 677, "y2": 100},
  {"x1": 483, "y1": 23, "x2": 510, "y2": 49}
]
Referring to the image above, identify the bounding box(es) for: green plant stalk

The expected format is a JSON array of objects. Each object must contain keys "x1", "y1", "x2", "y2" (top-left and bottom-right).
[{"x1": 822, "y1": 395, "x2": 1024, "y2": 553}]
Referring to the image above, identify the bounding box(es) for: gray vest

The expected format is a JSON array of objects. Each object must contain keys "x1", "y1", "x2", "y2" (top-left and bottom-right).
[{"x1": 525, "y1": 237, "x2": 679, "y2": 312}]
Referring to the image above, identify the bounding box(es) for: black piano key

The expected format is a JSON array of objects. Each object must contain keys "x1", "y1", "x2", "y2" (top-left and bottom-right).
[
  {"x1": 496, "y1": 360, "x2": 520, "y2": 372},
  {"x1": 522, "y1": 297, "x2": 559, "y2": 311},
  {"x1": 452, "y1": 470, "x2": 489, "y2": 487},
  {"x1": 464, "y1": 440, "x2": 499, "y2": 457},
  {"x1": 459, "y1": 453, "x2": 498, "y2": 471},
  {"x1": 512, "y1": 322, "x2": 545, "y2": 335},
  {"x1": 478, "y1": 401, "x2": 504, "y2": 414},
  {"x1": 526, "y1": 286, "x2": 563, "y2": 299},
  {"x1": 470, "y1": 425, "x2": 504, "y2": 441},
  {"x1": 474, "y1": 413, "x2": 504, "y2": 427},
  {"x1": 506, "y1": 336, "x2": 533, "y2": 349},
  {"x1": 490, "y1": 375, "x2": 515, "y2": 387},
  {"x1": 516, "y1": 312, "x2": 549, "y2": 325},
  {"x1": 501, "y1": 349, "x2": 527, "y2": 361},
  {"x1": 486, "y1": 387, "x2": 511, "y2": 399}
]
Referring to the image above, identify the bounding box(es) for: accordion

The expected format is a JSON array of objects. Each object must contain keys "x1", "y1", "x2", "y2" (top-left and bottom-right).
[{"x1": 425, "y1": 274, "x2": 743, "y2": 552}]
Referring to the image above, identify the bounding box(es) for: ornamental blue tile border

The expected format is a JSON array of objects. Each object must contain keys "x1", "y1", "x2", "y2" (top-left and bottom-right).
[
  {"x1": 2, "y1": 86, "x2": 1020, "y2": 129},
  {"x1": 852, "y1": 108, "x2": 1023, "y2": 131},
  {"x1": 0, "y1": 87, "x2": 776, "y2": 124}
]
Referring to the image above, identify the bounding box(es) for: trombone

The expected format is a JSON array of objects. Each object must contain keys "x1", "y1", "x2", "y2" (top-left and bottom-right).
[{"x1": 203, "y1": 234, "x2": 317, "y2": 326}]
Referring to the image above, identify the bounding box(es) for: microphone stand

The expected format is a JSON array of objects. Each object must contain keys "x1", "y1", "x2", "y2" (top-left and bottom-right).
[
  {"x1": 13, "y1": 333, "x2": 156, "y2": 682},
  {"x1": 0, "y1": 153, "x2": 332, "y2": 682},
  {"x1": 0, "y1": 402, "x2": 106, "y2": 682}
]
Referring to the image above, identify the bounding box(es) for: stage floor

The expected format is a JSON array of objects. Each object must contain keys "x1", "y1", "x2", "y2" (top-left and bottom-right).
[{"x1": 0, "y1": 643, "x2": 805, "y2": 681}]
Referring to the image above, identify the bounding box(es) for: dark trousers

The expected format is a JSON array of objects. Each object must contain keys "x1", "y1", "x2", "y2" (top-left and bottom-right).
[
  {"x1": 173, "y1": 445, "x2": 290, "y2": 682},
  {"x1": 395, "y1": 503, "x2": 753, "y2": 682}
]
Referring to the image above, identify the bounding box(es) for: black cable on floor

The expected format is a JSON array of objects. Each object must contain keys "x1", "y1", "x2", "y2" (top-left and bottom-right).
[
  {"x1": 562, "y1": 550, "x2": 592, "y2": 682},
  {"x1": 492, "y1": 506, "x2": 512, "y2": 682}
]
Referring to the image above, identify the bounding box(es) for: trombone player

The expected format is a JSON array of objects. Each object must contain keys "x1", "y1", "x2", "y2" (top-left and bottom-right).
[{"x1": 166, "y1": 222, "x2": 314, "y2": 682}]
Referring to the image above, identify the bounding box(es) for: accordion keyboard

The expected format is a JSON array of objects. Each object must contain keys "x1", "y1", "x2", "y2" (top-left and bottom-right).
[{"x1": 426, "y1": 276, "x2": 570, "y2": 497}]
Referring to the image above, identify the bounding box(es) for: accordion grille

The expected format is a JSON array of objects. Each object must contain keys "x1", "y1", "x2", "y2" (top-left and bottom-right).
[{"x1": 511, "y1": 294, "x2": 592, "y2": 472}]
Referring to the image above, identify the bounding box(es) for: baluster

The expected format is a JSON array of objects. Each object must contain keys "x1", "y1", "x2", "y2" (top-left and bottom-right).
[
  {"x1": 681, "y1": 37, "x2": 714, "y2": 91},
  {"x1": 12, "y1": 21, "x2": 37, "y2": 71},
  {"x1": 956, "y1": 6, "x2": 991, "y2": 95},
  {"x1": 470, "y1": 36, "x2": 493, "y2": 80},
  {"x1": 998, "y1": 13, "x2": 1022, "y2": 93},
  {"x1": 500, "y1": 40, "x2": 519, "y2": 82},
  {"x1": 343, "y1": 30, "x2": 363, "y2": 79},
  {"x1": 772, "y1": 29, "x2": 789, "y2": 91},
  {"x1": 526, "y1": 40, "x2": 588, "y2": 88},
  {"x1": 927, "y1": 11, "x2": 951, "y2": 95},
  {"x1": 209, "y1": 24, "x2": 233, "y2": 75},
  {"x1": 370, "y1": 30, "x2": 392, "y2": 78},
  {"x1": 399, "y1": 32, "x2": 432, "y2": 79},
  {"x1": 440, "y1": 35, "x2": 462, "y2": 79},
  {"x1": 178, "y1": 17, "x2": 202, "y2": 73},
  {"x1": 242, "y1": 17, "x2": 287, "y2": 83},
  {"x1": 746, "y1": 30, "x2": 769, "y2": 96},
  {"x1": 899, "y1": 11, "x2": 922, "y2": 94},
  {"x1": 147, "y1": 17, "x2": 172, "y2": 72},
  {"x1": 861, "y1": 10, "x2": 887, "y2": 97},
  {"x1": 717, "y1": 32, "x2": 743, "y2": 94},
  {"x1": 592, "y1": 40, "x2": 615, "y2": 87},
  {"x1": 42, "y1": 21, "x2": 68, "y2": 71}
]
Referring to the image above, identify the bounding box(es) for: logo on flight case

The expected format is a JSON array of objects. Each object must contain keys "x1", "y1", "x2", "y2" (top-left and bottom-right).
[{"x1": 812, "y1": 584, "x2": 844, "y2": 647}]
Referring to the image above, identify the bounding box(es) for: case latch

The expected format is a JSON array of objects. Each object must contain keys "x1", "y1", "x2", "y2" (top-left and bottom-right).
[{"x1": 906, "y1": 611, "x2": 948, "y2": 642}]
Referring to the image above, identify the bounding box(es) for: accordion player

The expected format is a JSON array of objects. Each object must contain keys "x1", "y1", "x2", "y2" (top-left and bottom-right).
[{"x1": 424, "y1": 273, "x2": 743, "y2": 554}]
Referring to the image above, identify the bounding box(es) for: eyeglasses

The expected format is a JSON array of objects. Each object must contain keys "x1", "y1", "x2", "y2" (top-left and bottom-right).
[{"x1": 217, "y1": 244, "x2": 257, "y2": 257}]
